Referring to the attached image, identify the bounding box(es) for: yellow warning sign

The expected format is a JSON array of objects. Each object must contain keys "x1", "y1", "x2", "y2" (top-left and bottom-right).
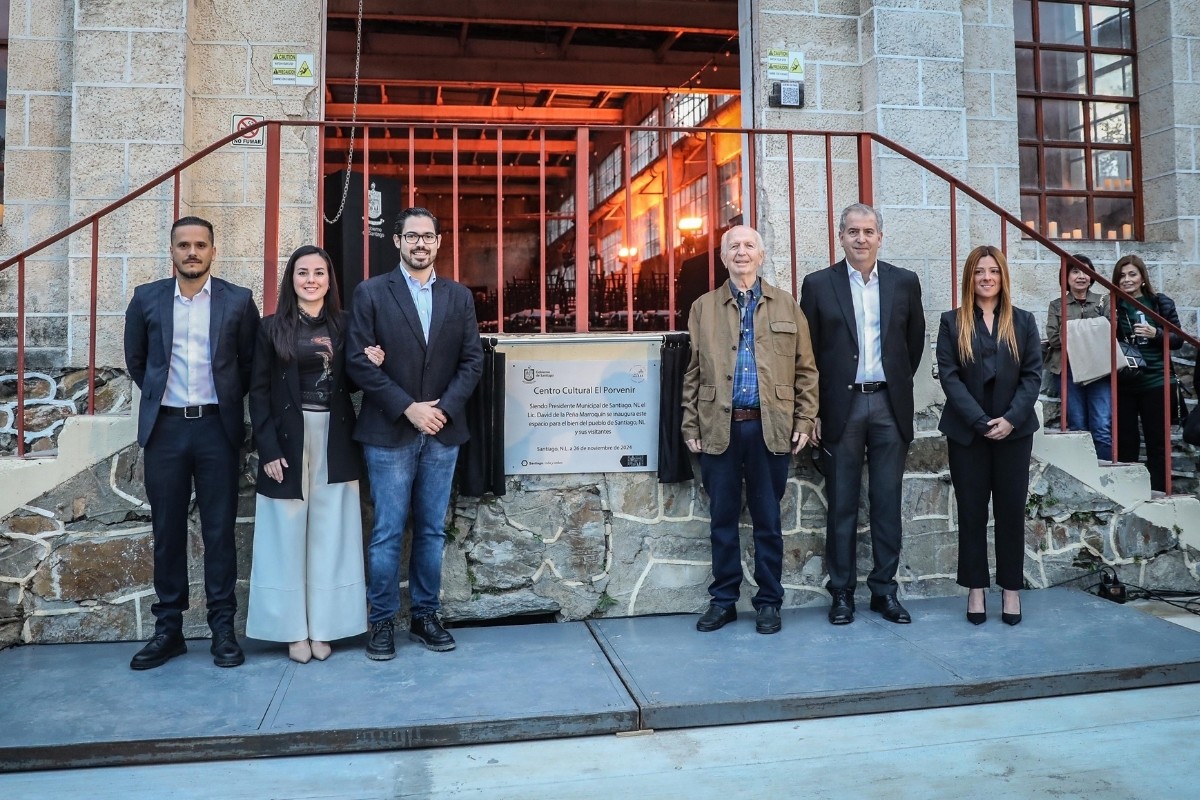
[
  {"x1": 297, "y1": 61, "x2": 313, "y2": 79},
  {"x1": 271, "y1": 52, "x2": 317, "y2": 86}
]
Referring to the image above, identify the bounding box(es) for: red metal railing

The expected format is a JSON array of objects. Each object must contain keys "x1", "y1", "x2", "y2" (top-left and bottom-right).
[{"x1": 1, "y1": 120, "x2": 1195, "y2": 495}]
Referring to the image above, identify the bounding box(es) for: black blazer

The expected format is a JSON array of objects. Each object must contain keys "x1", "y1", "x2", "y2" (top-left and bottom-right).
[
  {"x1": 248, "y1": 315, "x2": 362, "y2": 499},
  {"x1": 799, "y1": 259, "x2": 926, "y2": 443},
  {"x1": 345, "y1": 266, "x2": 484, "y2": 447},
  {"x1": 936, "y1": 307, "x2": 1043, "y2": 446},
  {"x1": 123, "y1": 276, "x2": 259, "y2": 448}
]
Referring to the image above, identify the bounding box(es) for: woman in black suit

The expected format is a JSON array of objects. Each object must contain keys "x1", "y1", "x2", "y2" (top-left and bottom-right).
[
  {"x1": 937, "y1": 245, "x2": 1042, "y2": 626},
  {"x1": 246, "y1": 245, "x2": 383, "y2": 663},
  {"x1": 1110, "y1": 254, "x2": 1184, "y2": 493}
]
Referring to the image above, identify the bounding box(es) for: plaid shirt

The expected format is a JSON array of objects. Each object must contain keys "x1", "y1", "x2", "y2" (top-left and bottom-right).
[{"x1": 731, "y1": 279, "x2": 760, "y2": 409}]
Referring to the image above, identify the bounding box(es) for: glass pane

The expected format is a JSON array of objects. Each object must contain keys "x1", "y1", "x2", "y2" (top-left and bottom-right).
[
  {"x1": 1020, "y1": 146, "x2": 1042, "y2": 188},
  {"x1": 1091, "y1": 6, "x2": 1131, "y2": 49},
  {"x1": 1094, "y1": 196, "x2": 1135, "y2": 240},
  {"x1": 1042, "y1": 99, "x2": 1084, "y2": 141},
  {"x1": 1015, "y1": 0, "x2": 1033, "y2": 41},
  {"x1": 1041, "y1": 50, "x2": 1086, "y2": 94},
  {"x1": 1044, "y1": 147, "x2": 1085, "y2": 189},
  {"x1": 1045, "y1": 195, "x2": 1087, "y2": 240},
  {"x1": 1091, "y1": 102, "x2": 1131, "y2": 144},
  {"x1": 1093, "y1": 53, "x2": 1134, "y2": 96},
  {"x1": 1020, "y1": 194, "x2": 1041, "y2": 235},
  {"x1": 1016, "y1": 48, "x2": 1036, "y2": 91},
  {"x1": 1040, "y1": 2, "x2": 1084, "y2": 45},
  {"x1": 1018, "y1": 98, "x2": 1037, "y2": 139},
  {"x1": 1094, "y1": 150, "x2": 1133, "y2": 190}
]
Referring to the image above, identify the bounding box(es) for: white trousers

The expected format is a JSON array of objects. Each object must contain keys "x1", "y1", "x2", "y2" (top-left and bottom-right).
[{"x1": 247, "y1": 410, "x2": 368, "y2": 642}]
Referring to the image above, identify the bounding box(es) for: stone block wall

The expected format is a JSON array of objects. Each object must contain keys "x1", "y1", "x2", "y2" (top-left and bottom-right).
[
  {"x1": 0, "y1": 367, "x2": 132, "y2": 456},
  {"x1": 4, "y1": 419, "x2": 1198, "y2": 649}
]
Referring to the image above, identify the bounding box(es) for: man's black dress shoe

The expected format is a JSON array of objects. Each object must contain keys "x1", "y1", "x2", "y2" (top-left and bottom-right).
[
  {"x1": 828, "y1": 589, "x2": 855, "y2": 625},
  {"x1": 210, "y1": 630, "x2": 245, "y2": 667},
  {"x1": 130, "y1": 632, "x2": 186, "y2": 670},
  {"x1": 756, "y1": 605, "x2": 781, "y2": 635},
  {"x1": 869, "y1": 594, "x2": 912, "y2": 624},
  {"x1": 409, "y1": 614, "x2": 456, "y2": 651},
  {"x1": 366, "y1": 620, "x2": 396, "y2": 660},
  {"x1": 696, "y1": 603, "x2": 737, "y2": 632}
]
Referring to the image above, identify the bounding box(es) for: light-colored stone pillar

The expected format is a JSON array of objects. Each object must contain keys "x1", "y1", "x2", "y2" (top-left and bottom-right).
[
  {"x1": 68, "y1": 1, "x2": 189, "y2": 367},
  {"x1": 1138, "y1": 0, "x2": 1200, "y2": 320},
  {"x1": 1, "y1": 1, "x2": 75, "y2": 369},
  {"x1": 185, "y1": 1, "x2": 324, "y2": 304}
]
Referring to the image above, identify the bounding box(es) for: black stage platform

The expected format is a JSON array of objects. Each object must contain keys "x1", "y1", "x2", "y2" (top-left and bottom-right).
[{"x1": 3, "y1": 587, "x2": 1199, "y2": 772}]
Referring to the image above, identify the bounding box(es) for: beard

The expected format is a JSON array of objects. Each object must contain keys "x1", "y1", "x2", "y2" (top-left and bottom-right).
[
  {"x1": 401, "y1": 248, "x2": 435, "y2": 271},
  {"x1": 176, "y1": 260, "x2": 210, "y2": 280}
]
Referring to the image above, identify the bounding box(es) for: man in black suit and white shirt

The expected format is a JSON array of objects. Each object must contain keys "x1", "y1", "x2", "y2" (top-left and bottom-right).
[
  {"x1": 799, "y1": 204, "x2": 925, "y2": 625},
  {"x1": 346, "y1": 207, "x2": 483, "y2": 661},
  {"x1": 124, "y1": 216, "x2": 260, "y2": 669}
]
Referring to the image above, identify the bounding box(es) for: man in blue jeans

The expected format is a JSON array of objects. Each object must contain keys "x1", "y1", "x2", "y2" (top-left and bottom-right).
[{"x1": 346, "y1": 207, "x2": 483, "y2": 659}]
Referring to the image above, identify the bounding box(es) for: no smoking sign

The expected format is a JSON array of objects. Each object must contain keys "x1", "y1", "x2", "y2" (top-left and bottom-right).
[{"x1": 231, "y1": 114, "x2": 266, "y2": 149}]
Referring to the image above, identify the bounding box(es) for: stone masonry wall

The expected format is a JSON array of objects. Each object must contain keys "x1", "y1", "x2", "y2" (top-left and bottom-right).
[
  {"x1": 0, "y1": 367, "x2": 133, "y2": 456},
  {"x1": 4, "y1": 414, "x2": 1197, "y2": 649}
]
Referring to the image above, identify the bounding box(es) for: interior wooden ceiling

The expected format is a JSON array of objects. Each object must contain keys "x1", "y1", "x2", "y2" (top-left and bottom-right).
[{"x1": 321, "y1": 0, "x2": 739, "y2": 222}]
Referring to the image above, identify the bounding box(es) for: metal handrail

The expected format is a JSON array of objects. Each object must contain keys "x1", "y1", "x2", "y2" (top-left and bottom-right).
[{"x1": 2, "y1": 120, "x2": 1195, "y2": 492}]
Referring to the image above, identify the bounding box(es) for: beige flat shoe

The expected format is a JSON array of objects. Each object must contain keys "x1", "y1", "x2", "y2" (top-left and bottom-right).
[
  {"x1": 288, "y1": 640, "x2": 312, "y2": 663},
  {"x1": 310, "y1": 640, "x2": 331, "y2": 661}
]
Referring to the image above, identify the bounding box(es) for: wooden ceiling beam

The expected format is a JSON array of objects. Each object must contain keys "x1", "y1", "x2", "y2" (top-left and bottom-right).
[
  {"x1": 325, "y1": 51, "x2": 739, "y2": 93},
  {"x1": 324, "y1": 137, "x2": 578, "y2": 154},
  {"x1": 324, "y1": 103, "x2": 625, "y2": 123},
  {"x1": 326, "y1": 0, "x2": 737, "y2": 36}
]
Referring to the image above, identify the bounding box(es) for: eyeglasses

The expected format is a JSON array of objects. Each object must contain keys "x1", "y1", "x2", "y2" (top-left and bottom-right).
[{"x1": 400, "y1": 232, "x2": 439, "y2": 244}]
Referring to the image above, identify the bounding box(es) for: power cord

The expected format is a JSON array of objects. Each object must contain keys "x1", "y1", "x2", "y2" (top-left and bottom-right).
[{"x1": 1047, "y1": 565, "x2": 1200, "y2": 616}]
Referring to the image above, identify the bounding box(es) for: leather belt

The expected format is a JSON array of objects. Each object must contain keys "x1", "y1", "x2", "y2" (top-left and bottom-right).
[
  {"x1": 160, "y1": 404, "x2": 220, "y2": 419},
  {"x1": 731, "y1": 408, "x2": 761, "y2": 421},
  {"x1": 851, "y1": 382, "x2": 887, "y2": 393}
]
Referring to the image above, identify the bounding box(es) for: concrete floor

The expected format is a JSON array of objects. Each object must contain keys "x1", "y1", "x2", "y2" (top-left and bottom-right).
[{"x1": 2, "y1": 597, "x2": 1198, "y2": 799}]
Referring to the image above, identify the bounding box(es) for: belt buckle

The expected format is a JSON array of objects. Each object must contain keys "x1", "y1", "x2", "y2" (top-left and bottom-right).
[{"x1": 184, "y1": 405, "x2": 203, "y2": 419}]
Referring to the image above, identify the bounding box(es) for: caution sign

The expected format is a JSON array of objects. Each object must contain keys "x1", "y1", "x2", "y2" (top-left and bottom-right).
[
  {"x1": 231, "y1": 114, "x2": 266, "y2": 148},
  {"x1": 272, "y1": 52, "x2": 317, "y2": 86},
  {"x1": 766, "y1": 49, "x2": 804, "y2": 82}
]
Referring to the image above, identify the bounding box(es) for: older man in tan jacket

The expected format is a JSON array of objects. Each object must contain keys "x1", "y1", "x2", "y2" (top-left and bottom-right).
[{"x1": 682, "y1": 224, "x2": 819, "y2": 635}]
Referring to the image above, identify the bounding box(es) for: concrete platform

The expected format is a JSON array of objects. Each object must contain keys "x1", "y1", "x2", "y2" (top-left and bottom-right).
[
  {"x1": 0, "y1": 621, "x2": 638, "y2": 772},
  {"x1": 588, "y1": 587, "x2": 1200, "y2": 729},
  {"x1": 3, "y1": 588, "x2": 1200, "y2": 773}
]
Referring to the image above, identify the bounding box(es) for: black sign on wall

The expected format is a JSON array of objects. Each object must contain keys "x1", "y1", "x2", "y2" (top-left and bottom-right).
[{"x1": 322, "y1": 171, "x2": 404, "y2": 308}]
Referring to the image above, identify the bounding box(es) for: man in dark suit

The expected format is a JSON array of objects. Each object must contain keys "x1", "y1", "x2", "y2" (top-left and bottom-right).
[
  {"x1": 123, "y1": 216, "x2": 260, "y2": 669},
  {"x1": 346, "y1": 207, "x2": 483, "y2": 661},
  {"x1": 799, "y1": 204, "x2": 925, "y2": 625}
]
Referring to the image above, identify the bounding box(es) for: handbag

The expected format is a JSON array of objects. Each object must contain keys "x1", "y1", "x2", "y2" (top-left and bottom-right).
[
  {"x1": 1065, "y1": 317, "x2": 1115, "y2": 384},
  {"x1": 1171, "y1": 374, "x2": 1191, "y2": 427},
  {"x1": 1117, "y1": 339, "x2": 1146, "y2": 380}
]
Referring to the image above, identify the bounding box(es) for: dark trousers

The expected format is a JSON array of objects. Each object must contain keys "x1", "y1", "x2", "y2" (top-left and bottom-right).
[
  {"x1": 1117, "y1": 384, "x2": 1169, "y2": 492},
  {"x1": 142, "y1": 413, "x2": 240, "y2": 635},
  {"x1": 948, "y1": 433, "x2": 1033, "y2": 591},
  {"x1": 822, "y1": 392, "x2": 908, "y2": 596},
  {"x1": 698, "y1": 418, "x2": 789, "y2": 609}
]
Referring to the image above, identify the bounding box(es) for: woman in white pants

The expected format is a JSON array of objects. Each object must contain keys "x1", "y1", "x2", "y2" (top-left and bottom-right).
[{"x1": 247, "y1": 245, "x2": 382, "y2": 662}]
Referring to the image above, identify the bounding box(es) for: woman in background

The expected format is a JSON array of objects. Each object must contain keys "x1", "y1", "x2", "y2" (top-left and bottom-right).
[
  {"x1": 247, "y1": 245, "x2": 382, "y2": 662},
  {"x1": 937, "y1": 246, "x2": 1041, "y2": 626},
  {"x1": 1110, "y1": 254, "x2": 1183, "y2": 494},
  {"x1": 1044, "y1": 254, "x2": 1111, "y2": 458}
]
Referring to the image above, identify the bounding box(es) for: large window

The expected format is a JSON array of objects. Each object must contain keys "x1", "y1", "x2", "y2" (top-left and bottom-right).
[{"x1": 1015, "y1": 1, "x2": 1139, "y2": 240}]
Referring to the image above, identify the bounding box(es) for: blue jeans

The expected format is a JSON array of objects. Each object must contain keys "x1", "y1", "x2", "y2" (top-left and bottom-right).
[
  {"x1": 363, "y1": 437, "x2": 460, "y2": 623},
  {"x1": 698, "y1": 418, "x2": 790, "y2": 609},
  {"x1": 1065, "y1": 365, "x2": 1113, "y2": 458}
]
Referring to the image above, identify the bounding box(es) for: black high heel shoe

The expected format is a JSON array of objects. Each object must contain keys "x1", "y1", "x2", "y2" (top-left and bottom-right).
[
  {"x1": 1001, "y1": 590, "x2": 1022, "y2": 626},
  {"x1": 966, "y1": 591, "x2": 986, "y2": 625}
]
